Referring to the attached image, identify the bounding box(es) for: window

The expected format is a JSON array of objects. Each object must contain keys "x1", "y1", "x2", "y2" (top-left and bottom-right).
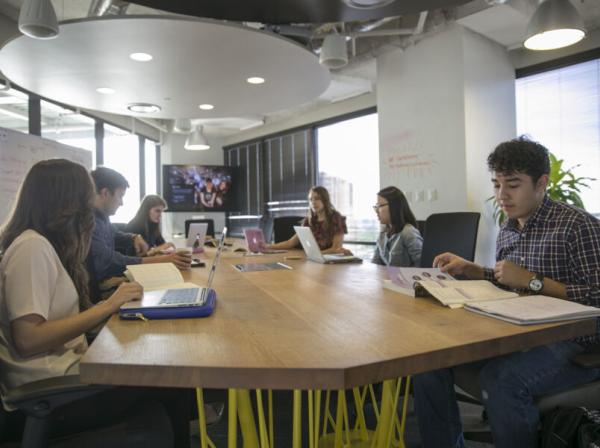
[
  {"x1": 317, "y1": 113, "x2": 380, "y2": 243},
  {"x1": 40, "y1": 100, "x2": 96, "y2": 166},
  {"x1": 144, "y1": 138, "x2": 158, "y2": 196},
  {"x1": 103, "y1": 124, "x2": 140, "y2": 223},
  {"x1": 0, "y1": 86, "x2": 28, "y2": 133},
  {"x1": 516, "y1": 59, "x2": 600, "y2": 216}
]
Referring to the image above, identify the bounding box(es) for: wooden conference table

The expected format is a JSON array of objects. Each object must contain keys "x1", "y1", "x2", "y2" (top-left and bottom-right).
[{"x1": 80, "y1": 248, "x2": 596, "y2": 446}]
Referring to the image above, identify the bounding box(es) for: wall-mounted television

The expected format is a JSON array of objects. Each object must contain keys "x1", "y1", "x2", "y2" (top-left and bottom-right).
[{"x1": 162, "y1": 165, "x2": 240, "y2": 212}]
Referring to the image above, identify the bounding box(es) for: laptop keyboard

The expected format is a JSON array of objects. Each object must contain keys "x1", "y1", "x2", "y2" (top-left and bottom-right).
[{"x1": 158, "y1": 288, "x2": 206, "y2": 306}]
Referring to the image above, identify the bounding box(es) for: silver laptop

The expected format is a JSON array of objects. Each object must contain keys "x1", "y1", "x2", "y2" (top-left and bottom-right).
[
  {"x1": 186, "y1": 222, "x2": 208, "y2": 248},
  {"x1": 120, "y1": 227, "x2": 227, "y2": 312},
  {"x1": 294, "y1": 226, "x2": 362, "y2": 264}
]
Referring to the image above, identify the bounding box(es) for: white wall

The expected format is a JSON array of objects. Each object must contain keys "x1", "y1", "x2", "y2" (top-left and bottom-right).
[
  {"x1": 160, "y1": 132, "x2": 226, "y2": 238},
  {"x1": 377, "y1": 24, "x2": 516, "y2": 266}
]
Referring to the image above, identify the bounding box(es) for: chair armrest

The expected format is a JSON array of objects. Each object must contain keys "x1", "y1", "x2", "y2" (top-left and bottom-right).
[
  {"x1": 3, "y1": 375, "x2": 112, "y2": 418},
  {"x1": 571, "y1": 346, "x2": 600, "y2": 369}
]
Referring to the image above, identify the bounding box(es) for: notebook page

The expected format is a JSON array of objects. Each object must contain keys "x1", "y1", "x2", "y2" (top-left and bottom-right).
[
  {"x1": 125, "y1": 263, "x2": 184, "y2": 291},
  {"x1": 467, "y1": 295, "x2": 600, "y2": 322}
]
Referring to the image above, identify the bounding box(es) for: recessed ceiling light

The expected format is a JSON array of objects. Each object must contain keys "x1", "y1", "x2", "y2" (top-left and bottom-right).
[
  {"x1": 127, "y1": 103, "x2": 161, "y2": 113},
  {"x1": 129, "y1": 52, "x2": 153, "y2": 62},
  {"x1": 247, "y1": 77, "x2": 265, "y2": 85},
  {"x1": 341, "y1": 0, "x2": 396, "y2": 9},
  {"x1": 96, "y1": 87, "x2": 115, "y2": 95},
  {"x1": 199, "y1": 104, "x2": 214, "y2": 110}
]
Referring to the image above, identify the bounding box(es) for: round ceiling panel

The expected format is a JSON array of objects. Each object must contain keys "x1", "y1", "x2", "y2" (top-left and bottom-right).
[{"x1": 0, "y1": 16, "x2": 331, "y2": 119}]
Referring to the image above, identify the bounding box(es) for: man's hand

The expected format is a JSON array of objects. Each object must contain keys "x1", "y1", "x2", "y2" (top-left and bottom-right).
[
  {"x1": 433, "y1": 252, "x2": 484, "y2": 279},
  {"x1": 133, "y1": 234, "x2": 150, "y2": 256},
  {"x1": 493, "y1": 260, "x2": 531, "y2": 289}
]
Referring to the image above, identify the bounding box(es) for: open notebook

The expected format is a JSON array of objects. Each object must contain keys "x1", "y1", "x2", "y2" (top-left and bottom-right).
[{"x1": 124, "y1": 263, "x2": 197, "y2": 291}]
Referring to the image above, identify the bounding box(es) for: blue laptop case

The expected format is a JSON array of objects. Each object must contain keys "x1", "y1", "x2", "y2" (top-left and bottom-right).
[{"x1": 119, "y1": 288, "x2": 217, "y2": 320}]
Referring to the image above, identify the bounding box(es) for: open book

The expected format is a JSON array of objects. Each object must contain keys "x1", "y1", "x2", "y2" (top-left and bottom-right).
[
  {"x1": 125, "y1": 263, "x2": 198, "y2": 291},
  {"x1": 465, "y1": 295, "x2": 600, "y2": 325}
]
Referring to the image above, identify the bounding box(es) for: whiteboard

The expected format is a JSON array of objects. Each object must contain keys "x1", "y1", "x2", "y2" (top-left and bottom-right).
[{"x1": 0, "y1": 126, "x2": 93, "y2": 226}]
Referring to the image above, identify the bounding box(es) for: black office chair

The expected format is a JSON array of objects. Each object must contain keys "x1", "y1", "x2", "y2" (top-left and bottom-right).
[
  {"x1": 0, "y1": 375, "x2": 173, "y2": 448},
  {"x1": 185, "y1": 219, "x2": 215, "y2": 238},
  {"x1": 416, "y1": 220, "x2": 427, "y2": 237},
  {"x1": 272, "y1": 216, "x2": 304, "y2": 243},
  {"x1": 419, "y1": 212, "x2": 481, "y2": 268}
]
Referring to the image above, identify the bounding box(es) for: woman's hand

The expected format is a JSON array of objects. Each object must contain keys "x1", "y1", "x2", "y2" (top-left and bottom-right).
[{"x1": 105, "y1": 282, "x2": 144, "y2": 312}]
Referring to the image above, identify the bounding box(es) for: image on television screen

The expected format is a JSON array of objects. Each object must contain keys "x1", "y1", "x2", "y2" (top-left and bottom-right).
[{"x1": 162, "y1": 165, "x2": 240, "y2": 212}]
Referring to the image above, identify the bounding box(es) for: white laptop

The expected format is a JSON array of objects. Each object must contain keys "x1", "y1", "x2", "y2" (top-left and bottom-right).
[
  {"x1": 186, "y1": 222, "x2": 208, "y2": 248},
  {"x1": 294, "y1": 226, "x2": 362, "y2": 264},
  {"x1": 120, "y1": 228, "x2": 227, "y2": 314}
]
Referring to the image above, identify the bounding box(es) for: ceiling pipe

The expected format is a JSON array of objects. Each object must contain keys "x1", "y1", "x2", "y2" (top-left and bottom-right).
[{"x1": 88, "y1": 0, "x2": 129, "y2": 17}]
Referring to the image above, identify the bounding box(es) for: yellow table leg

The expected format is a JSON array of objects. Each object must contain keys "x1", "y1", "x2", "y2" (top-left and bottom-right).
[
  {"x1": 255, "y1": 390, "x2": 269, "y2": 448},
  {"x1": 237, "y1": 389, "x2": 260, "y2": 448},
  {"x1": 309, "y1": 390, "x2": 314, "y2": 448},
  {"x1": 228, "y1": 389, "x2": 238, "y2": 448},
  {"x1": 268, "y1": 390, "x2": 274, "y2": 448},
  {"x1": 373, "y1": 379, "x2": 395, "y2": 448},
  {"x1": 196, "y1": 388, "x2": 209, "y2": 448},
  {"x1": 293, "y1": 390, "x2": 302, "y2": 448}
]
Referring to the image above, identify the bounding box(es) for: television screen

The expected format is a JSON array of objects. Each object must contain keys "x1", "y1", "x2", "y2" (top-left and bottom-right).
[{"x1": 162, "y1": 165, "x2": 240, "y2": 212}]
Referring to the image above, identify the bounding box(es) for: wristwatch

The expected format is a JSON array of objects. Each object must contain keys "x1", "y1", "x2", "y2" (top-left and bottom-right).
[{"x1": 528, "y1": 272, "x2": 544, "y2": 293}]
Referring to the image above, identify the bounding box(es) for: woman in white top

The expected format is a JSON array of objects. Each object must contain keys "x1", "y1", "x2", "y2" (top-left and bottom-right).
[
  {"x1": 0, "y1": 159, "x2": 188, "y2": 446},
  {"x1": 372, "y1": 186, "x2": 423, "y2": 267}
]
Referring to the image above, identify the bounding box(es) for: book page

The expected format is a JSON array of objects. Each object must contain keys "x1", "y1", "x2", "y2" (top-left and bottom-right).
[
  {"x1": 417, "y1": 280, "x2": 518, "y2": 307},
  {"x1": 125, "y1": 263, "x2": 184, "y2": 291}
]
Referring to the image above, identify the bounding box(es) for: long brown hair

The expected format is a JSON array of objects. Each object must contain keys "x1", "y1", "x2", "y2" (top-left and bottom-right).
[
  {"x1": 127, "y1": 195, "x2": 167, "y2": 243},
  {"x1": 307, "y1": 186, "x2": 337, "y2": 234},
  {"x1": 0, "y1": 159, "x2": 96, "y2": 310}
]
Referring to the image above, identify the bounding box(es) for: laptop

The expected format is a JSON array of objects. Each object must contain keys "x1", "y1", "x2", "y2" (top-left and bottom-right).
[
  {"x1": 119, "y1": 228, "x2": 228, "y2": 320},
  {"x1": 294, "y1": 226, "x2": 362, "y2": 264},
  {"x1": 244, "y1": 228, "x2": 286, "y2": 254},
  {"x1": 186, "y1": 222, "x2": 208, "y2": 248}
]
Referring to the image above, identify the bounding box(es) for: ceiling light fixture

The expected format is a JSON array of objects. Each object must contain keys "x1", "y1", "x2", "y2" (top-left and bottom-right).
[
  {"x1": 524, "y1": 0, "x2": 586, "y2": 51},
  {"x1": 319, "y1": 34, "x2": 348, "y2": 69},
  {"x1": 199, "y1": 104, "x2": 214, "y2": 110},
  {"x1": 341, "y1": 0, "x2": 396, "y2": 9},
  {"x1": 18, "y1": 0, "x2": 59, "y2": 39},
  {"x1": 129, "y1": 52, "x2": 153, "y2": 62},
  {"x1": 247, "y1": 77, "x2": 265, "y2": 85},
  {"x1": 127, "y1": 103, "x2": 161, "y2": 113},
  {"x1": 185, "y1": 126, "x2": 210, "y2": 150},
  {"x1": 96, "y1": 87, "x2": 116, "y2": 95}
]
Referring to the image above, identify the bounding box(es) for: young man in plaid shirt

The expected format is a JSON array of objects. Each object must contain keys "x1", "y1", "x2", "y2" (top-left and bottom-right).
[{"x1": 413, "y1": 137, "x2": 600, "y2": 448}]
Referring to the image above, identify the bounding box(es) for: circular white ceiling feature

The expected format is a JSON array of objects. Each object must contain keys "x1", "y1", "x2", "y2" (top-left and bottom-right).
[
  {"x1": 0, "y1": 17, "x2": 331, "y2": 118},
  {"x1": 127, "y1": 103, "x2": 161, "y2": 113},
  {"x1": 96, "y1": 87, "x2": 116, "y2": 94},
  {"x1": 129, "y1": 52, "x2": 153, "y2": 62},
  {"x1": 247, "y1": 76, "x2": 266, "y2": 85},
  {"x1": 199, "y1": 104, "x2": 214, "y2": 110},
  {"x1": 342, "y1": 0, "x2": 396, "y2": 9}
]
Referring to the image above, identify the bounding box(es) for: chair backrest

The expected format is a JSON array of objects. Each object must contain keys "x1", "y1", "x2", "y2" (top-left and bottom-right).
[
  {"x1": 185, "y1": 219, "x2": 215, "y2": 238},
  {"x1": 419, "y1": 212, "x2": 481, "y2": 268},
  {"x1": 416, "y1": 220, "x2": 427, "y2": 236},
  {"x1": 273, "y1": 216, "x2": 304, "y2": 243}
]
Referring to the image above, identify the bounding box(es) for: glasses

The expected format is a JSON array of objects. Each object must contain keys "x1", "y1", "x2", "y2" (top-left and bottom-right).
[{"x1": 372, "y1": 203, "x2": 389, "y2": 212}]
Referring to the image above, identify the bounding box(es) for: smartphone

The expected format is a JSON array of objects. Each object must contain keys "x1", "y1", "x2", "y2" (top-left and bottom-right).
[{"x1": 191, "y1": 259, "x2": 205, "y2": 268}]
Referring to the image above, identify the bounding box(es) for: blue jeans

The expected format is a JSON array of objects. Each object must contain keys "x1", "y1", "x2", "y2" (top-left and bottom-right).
[{"x1": 413, "y1": 341, "x2": 600, "y2": 448}]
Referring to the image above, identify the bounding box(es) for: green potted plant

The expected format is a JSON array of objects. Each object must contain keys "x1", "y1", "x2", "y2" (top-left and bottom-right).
[{"x1": 488, "y1": 152, "x2": 596, "y2": 226}]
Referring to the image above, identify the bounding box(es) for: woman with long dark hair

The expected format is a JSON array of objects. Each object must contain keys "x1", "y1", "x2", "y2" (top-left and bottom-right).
[
  {"x1": 372, "y1": 186, "x2": 423, "y2": 266},
  {"x1": 268, "y1": 186, "x2": 351, "y2": 254},
  {"x1": 0, "y1": 159, "x2": 192, "y2": 446},
  {"x1": 126, "y1": 194, "x2": 174, "y2": 254}
]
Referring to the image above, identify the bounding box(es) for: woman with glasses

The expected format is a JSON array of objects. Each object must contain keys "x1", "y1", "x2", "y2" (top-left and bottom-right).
[{"x1": 372, "y1": 186, "x2": 423, "y2": 267}]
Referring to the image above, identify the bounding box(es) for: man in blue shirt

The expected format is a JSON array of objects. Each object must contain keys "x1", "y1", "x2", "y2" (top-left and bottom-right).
[
  {"x1": 89, "y1": 167, "x2": 190, "y2": 294},
  {"x1": 413, "y1": 137, "x2": 600, "y2": 448}
]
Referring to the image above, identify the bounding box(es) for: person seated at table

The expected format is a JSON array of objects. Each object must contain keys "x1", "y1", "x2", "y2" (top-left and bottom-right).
[
  {"x1": 266, "y1": 186, "x2": 352, "y2": 255},
  {"x1": 88, "y1": 167, "x2": 190, "y2": 296},
  {"x1": 0, "y1": 159, "x2": 193, "y2": 447},
  {"x1": 412, "y1": 137, "x2": 600, "y2": 448},
  {"x1": 125, "y1": 194, "x2": 175, "y2": 256},
  {"x1": 371, "y1": 186, "x2": 422, "y2": 267}
]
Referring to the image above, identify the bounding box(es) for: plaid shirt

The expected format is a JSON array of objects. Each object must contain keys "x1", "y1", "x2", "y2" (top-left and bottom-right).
[{"x1": 483, "y1": 196, "x2": 600, "y2": 346}]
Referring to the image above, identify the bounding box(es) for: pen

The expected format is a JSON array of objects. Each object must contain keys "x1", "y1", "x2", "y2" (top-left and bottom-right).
[{"x1": 277, "y1": 262, "x2": 292, "y2": 270}]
